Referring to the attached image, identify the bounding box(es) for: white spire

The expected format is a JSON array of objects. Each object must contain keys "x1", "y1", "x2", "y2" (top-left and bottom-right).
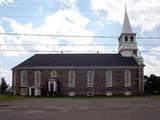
[{"x1": 122, "y1": 6, "x2": 133, "y2": 33}]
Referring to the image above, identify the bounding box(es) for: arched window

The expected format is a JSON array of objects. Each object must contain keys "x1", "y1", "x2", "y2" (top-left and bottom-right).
[
  {"x1": 35, "y1": 71, "x2": 41, "y2": 86},
  {"x1": 130, "y1": 36, "x2": 134, "y2": 42},
  {"x1": 125, "y1": 70, "x2": 131, "y2": 87},
  {"x1": 13, "y1": 71, "x2": 17, "y2": 95},
  {"x1": 13, "y1": 71, "x2": 17, "y2": 87},
  {"x1": 21, "y1": 70, "x2": 27, "y2": 86},
  {"x1": 106, "y1": 70, "x2": 112, "y2": 87},
  {"x1": 51, "y1": 70, "x2": 57, "y2": 77},
  {"x1": 68, "y1": 70, "x2": 75, "y2": 87},
  {"x1": 125, "y1": 36, "x2": 128, "y2": 42},
  {"x1": 87, "y1": 70, "x2": 94, "y2": 87}
]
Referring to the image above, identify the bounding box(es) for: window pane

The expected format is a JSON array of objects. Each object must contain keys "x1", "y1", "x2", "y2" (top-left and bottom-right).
[
  {"x1": 125, "y1": 70, "x2": 131, "y2": 87},
  {"x1": 35, "y1": 71, "x2": 41, "y2": 86},
  {"x1": 87, "y1": 70, "x2": 94, "y2": 87},
  {"x1": 68, "y1": 71, "x2": 75, "y2": 87},
  {"x1": 106, "y1": 71, "x2": 112, "y2": 87},
  {"x1": 51, "y1": 70, "x2": 57, "y2": 77},
  {"x1": 21, "y1": 71, "x2": 27, "y2": 86}
]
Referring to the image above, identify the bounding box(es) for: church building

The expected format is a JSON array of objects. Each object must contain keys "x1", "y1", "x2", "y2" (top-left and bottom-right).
[{"x1": 12, "y1": 8, "x2": 144, "y2": 96}]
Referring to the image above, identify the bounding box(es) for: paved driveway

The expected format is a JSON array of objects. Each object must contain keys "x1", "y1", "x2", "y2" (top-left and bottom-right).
[{"x1": 0, "y1": 96, "x2": 160, "y2": 120}]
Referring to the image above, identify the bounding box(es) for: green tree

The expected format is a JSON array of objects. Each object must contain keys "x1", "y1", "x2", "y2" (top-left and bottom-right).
[
  {"x1": 144, "y1": 74, "x2": 160, "y2": 94},
  {"x1": 0, "y1": 77, "x2": 8, "y2": 94}
]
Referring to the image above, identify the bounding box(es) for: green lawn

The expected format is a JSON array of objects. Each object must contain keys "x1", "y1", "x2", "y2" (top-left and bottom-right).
[
  {"x1": 0, "y1": 94, "x2": 148, "y2": 103},
  {"x1": 0, "y1": 94, "x2": 26, "y2": 102}
]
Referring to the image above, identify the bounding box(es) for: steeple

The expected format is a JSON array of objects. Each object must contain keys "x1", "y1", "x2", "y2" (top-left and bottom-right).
[
  {"x1": 122, "y1": 6, "x2": 132, "y2": 33},
  {"x1": 118, "y1": 6, "x2": 138, "y2": 57}
]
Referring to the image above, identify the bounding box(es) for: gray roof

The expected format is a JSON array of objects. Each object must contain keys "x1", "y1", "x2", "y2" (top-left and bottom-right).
[
  {"x1": 12, "y1": 54, "x2": 138, "y2": 69},
  {"x1": 122, "y1": 7, "x2": 133, "y2": 33}
]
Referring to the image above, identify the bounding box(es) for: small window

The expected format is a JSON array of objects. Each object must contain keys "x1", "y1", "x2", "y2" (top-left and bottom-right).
[
  {"x1": 130, "y1": 36, "x2": 134, "y2": 42},
  {"x1": 68, "y1": 91, "x2": 75, "y2": 96},
  {"x1": 51, "y1": 70, "x2": 57, "y2": 77},
  {"x1": 87, "y1": 92, "x2": 94, "y2": 96},
  {"x1": 13, "y1": 71, "x2": 17, "y2": 87},
  {"x1": 125, "y1": 70, "x2": 131, "y2": 87},
  {"x1": 125, "y1": 36, "x2": 128, "y2": 42},
  {"x1": 35, "y1": 71, "x2": 41, "y2": 86},
  {"x1": 87, "y1": 70, "x2": 94, "y2": 87},
  {"x1": 106, "y1": 71, "x2": 112, "y2": 87},
  {"x1": 124, "y1": 91, "x2": 131, "y2": 95},
  {"x1": 21, "y1": 70, "x2": 27, "y2": 86},
  {"x1": 21, "y1": 88, "x2": 27, "y2": 95},
  {"x1": 68, "y1": 70, "x2": 75, "y2": 87},
  {"x1": 106, "y1": 91, "x2": 112, "y2": 96}
]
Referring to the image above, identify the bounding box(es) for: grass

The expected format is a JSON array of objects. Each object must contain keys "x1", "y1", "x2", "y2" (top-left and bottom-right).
[
  {"x1": 27, "y1": 94, "x2": 147, "y2": 99},
  {"x1": 0, "y1": 94, "x2": 148, "y2": 103},
  {"x1": 150, "y1": 95, "x2": 160, "y2": 99},
  {"x1": 0, "y1": 94, "x2": 26, "y2": 103}
]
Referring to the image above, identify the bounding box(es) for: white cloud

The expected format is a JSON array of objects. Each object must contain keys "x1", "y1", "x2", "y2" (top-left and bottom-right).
[
  {"x1": 39, "y1": 7, "x2": 44, "y2": 14},
  {"x1": 58, "y1": 0, "x2": 78, "y2": 9},
  {"x1": 0, "y1": 61, "x2": 12, "y2": 85},
  {"x1": 143, "y1": 54, "x2": 160, "y2": 76},
  {"x1": 91, "y1": 0, "x2": 160, "y2": 32},
  {"x1": 138, "y1": 45, "x2": 144, "y2": 51},
  {"x1": 0, "y1": 0, "x2": 13, "y2": 5},
  {"x1": 0, "y1": 25, "x2": 27, "y2": 56},
  {"x1": 1, "y1": 9, "x2": 107, "y2": 56},
  {"x1": 152, "y1": 46, "x2": 160, "y2": 52},
  {"x1": 143, "y1": 47, "x2": 160, "y2": 57}
]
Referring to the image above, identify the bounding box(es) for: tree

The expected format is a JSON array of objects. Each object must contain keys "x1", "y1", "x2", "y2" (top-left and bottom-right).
[
  {"x1": 144, "y1": 74, "x2": 160, "y2": 94},
  {"x1": 0, "y1": 77, "x2": 8, "y2": 94}
]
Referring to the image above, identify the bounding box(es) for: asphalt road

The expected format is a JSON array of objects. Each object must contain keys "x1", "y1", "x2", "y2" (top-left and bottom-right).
[{"x1": 0, "y1": 96, "x2": 160, "y2": 120}]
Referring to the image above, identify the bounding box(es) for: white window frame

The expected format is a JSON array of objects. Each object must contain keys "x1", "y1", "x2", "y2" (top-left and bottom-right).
[
  {"x1": 21, "y1": 88, "x2": 27, "y2": 95},
  {"x1": 34, "y1": 71, "x2": 41, "y2": 86},
  {"x1": 87, "y1": 70, "x2": 94, "y2": 87},
  {"x1": 51, "y1": 70, "x2": 57, "y2": 77},
  {"x1": 68, "y1": 91, "x2": 75, "y2": 96},
  {"x1": 13, "y1": 71, "x2": 17, "y2": 95},
  {"x1": 106, "y1": 91, "x2": 112, "y2": 96},
  {"x1": 13, "y1": 71, "x2": 16, "y2": 87},
  {"x1": 68, "y1": 70, "x2": 75, "y2": 87},
  {"x1": 21, "y1": 70, "x2": 27, "y2": 86},
  {"x1": 124, "y1": 91, "x2": 131, "y2": 95},
  {"x1": 125, "y1": 70, "x2": 131, "y2": 87},
  {"x1": 106, "y1": 70, "x2": 112, "y2": 87}
]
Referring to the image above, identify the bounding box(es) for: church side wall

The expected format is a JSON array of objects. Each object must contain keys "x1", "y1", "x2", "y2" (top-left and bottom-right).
[{"x1": 13, "y1": 68, "x2": 140, "y2": 96}]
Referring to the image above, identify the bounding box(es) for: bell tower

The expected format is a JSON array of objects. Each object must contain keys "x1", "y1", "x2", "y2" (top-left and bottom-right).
[{"x1": 118, "y1": 7, "x2": 138, "y2": 57}]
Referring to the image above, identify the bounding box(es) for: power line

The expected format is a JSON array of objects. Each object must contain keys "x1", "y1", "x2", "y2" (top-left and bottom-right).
[
  {"x1": 0, "y1": 44, "x2": 117, "y2": 46},
  {"x1": 0, "y1": 15, "x2": 46, "y2": 18},
  {"x1": 0, "y1": 49, "x2": 160, "y2": 53},
  {"x1": 0, "y1": 15, "x2": 159, "y2": 20},
  {"x1": 0, "y1": 33, "x2": 117, "y2": 38},
  {"x1": 1, "y1": 2, "x2": 159, "y2": 7},
  {"x1": 0, "y1": 6, "x2": 91, "y2": 9},
  {"x1": 0, "y1": 49, "x2": 117, "y2": 53},
  {"x1": 1, "y1": 44, "x2": 160, "y2": 46},
  {"x1": 0, "y1": 32, "x2": 160, "y2": 39}
]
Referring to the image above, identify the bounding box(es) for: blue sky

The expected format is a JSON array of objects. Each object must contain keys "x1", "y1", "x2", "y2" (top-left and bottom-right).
[{"x1": 0, "y1": 0, "x2": 160, "y2": 85}]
